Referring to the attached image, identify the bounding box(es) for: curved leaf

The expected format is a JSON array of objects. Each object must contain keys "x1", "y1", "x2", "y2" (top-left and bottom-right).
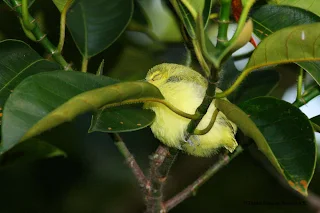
[
  {"x1": 216, "y1": 97, "x2": 316, "y2": 196},
  {"x1": 251, "y1": 5, "x2": 320, "y2": 86},
  {"x1": 268, "y1": 0, "x2": 320, "y2": 17},
  {"x1": 174, "y1": 0, "x2": 212, "y2": 38},
  {"x1": 0, "y1": 40, "x2": 61, "y2": 107},
  {"x1": 89, "y1": 105, "x2": 155, "y2": 133},
  {"x1": 66, "y1": 0, "x2": 133, "y2": 57},
  {"x1": 252, "y1": 5, "x2": 320, "y2": 40},
  {"x1": 2, "y1": 71, "x2": 163, "y2": 153},
  {"x1": 245, "y1": 23, "x2": 320, "y2": 74}
]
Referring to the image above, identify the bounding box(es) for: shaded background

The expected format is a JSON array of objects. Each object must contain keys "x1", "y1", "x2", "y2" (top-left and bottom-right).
[{"x1": 0, "y1": 0, "x2": 319, "y2": 212}]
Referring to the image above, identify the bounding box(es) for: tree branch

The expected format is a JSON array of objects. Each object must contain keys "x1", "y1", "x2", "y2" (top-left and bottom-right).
[
  {"x1": 164, "y1": 146, "x2": 244, "y2": 211},
  {"x1": 145, "y1": 145, "x2": 179, "y2": 213},
  {"x1": 112, "y1": 133, "x2": 147, "y2": 188}
]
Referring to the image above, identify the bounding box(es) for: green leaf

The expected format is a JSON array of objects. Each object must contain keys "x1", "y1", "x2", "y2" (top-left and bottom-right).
[
  {"x1": 311, "y1": 115, "x2": 320, "y2": 133},
  {"x1": 0, "y1": 139, "x2": 65, "y2": 167},
  {"x1": 132, "y1": 0, "x2": 150, "y2": 27},
  {"x1": 245, "y1": 23, "x2": 320, "y2": 78},
  {"x1": 252, "y1": 5, "x2": 320, "y2": 40},
  {"x1": 297, "y1": 61, "x2": 320, "y2": 86},
  {"x1": 89, "y1": 104, "x2": 155, "y2": 133},
  {"x1": 0, "y1": 39, "x2": 61, "y2": 108},
  {"x1": 251, "y1": 5, "x2": 320, "y2": 86},
  {"x1": 174, "y1": 0, "x2": 212, "y2": 39},
  {"x1": 67, "y1": 0, "x2": 133, "y2": 57},
  {"x1": 311, "y1": 115, "x2": 320, "y2": 125},
  {"x1": 2, "y1": 71, "x2": 163, "y2": 153},
  {"x1": 216, "y1": 97, "x2": 316, "y2": 196},
  {"x1": 52, "y1": 0, "x2": 68, "y2": 12},
  {"x1": 268, "y1": 0, "x2": 320, "y2": 17}
]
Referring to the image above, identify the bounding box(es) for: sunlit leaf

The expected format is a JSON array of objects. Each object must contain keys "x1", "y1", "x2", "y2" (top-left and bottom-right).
[
  {"x1": 251, "y1": 5, "x2": 320, "y2": 86},
  {"x1": 244, "y1": 23, "x2": 320, "y2": 84}
]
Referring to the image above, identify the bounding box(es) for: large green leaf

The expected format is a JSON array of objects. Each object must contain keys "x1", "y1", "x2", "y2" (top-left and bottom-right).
[
  {"x1": 268, "y1": 0, "x2": 320, "y2": 17},
  {"x1": 67, "y1": 0, "x2": 133, "y2": 57},
  {"x1": 0, "y1": 40, "x2": 61, "y2": 108},
  {"x1": 251, "y1": 5, "x2": 320, "y2": 86},
  {"x1": 252, "y1": 5, "x2": 320, "y2": 40},
  {"x1": 89, "y1": 105, "x2": 155, "y2": 133},
  {"x1": 243, "y1": 23, "x2": 320, "y2": 84},
  {"x1": 216, "y1": 97, "x2": 316, "y2": 196},
  {"x1": 1, "y1": 71, "x2": 163, "y2": 153}
]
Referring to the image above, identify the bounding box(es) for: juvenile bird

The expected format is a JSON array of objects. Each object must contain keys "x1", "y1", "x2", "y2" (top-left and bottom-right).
[{"x1": 143, "y1": 63, "x2": 238, "y2": 157}]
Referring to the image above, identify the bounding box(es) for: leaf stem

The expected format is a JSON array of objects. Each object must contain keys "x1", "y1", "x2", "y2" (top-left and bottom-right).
[
  {"x1": 215, "y1": 66, "x2": 252, "y2": 98},
  {"x1": 112, "y1": 133, "x2": 147, "y2": 188},
  {"x1": 146, "y1": 145, "x2": 179, "y2": 213},
  {"x1": 81, "y1": 56, "x2": 89, "y2": 72},
  {"x1": 58, "y1": 0, "x2": 74, "y2": 53},
  {"x1": 296, "y1": 67, "x2": 304, "y2": 100},
  {"x1": 193, "y1": 109, "x2": 219, "y2": 135},
  {"x1": 103, "y1": 98, "x2": 200, "y2": 120},
  {"x1": 216, "y1": 0, "x2": 232, "y2": 48},
  {"x1": 226, "y1": 0, "x2": 255, "y2": 47},
  {"x1": 11, "y1": 0, "x2": 71, "y2": 70},
  {"x1": 217, "y1": 0, "x2": 255, "y2": 62},
  {"x1": 293, "y1": 83, "x2": 320, "y2": 107},
  {"x1": 164, "y1": 146, "x2": 244, "y2": 211},
  {"x1": 21, "y1": 0, "x2": 34, "y2": 30}
]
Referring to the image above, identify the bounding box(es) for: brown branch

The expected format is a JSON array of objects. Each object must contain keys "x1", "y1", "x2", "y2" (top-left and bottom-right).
[
  {"x1": 145, "y1": 145, "x2": 179, "y2": 213},
  {"x1": 164, "y1": 146, "x2": 244, "y2": 211},
  {"x1": 112, "y1": 133, "x2": 147, "y2": 188}
]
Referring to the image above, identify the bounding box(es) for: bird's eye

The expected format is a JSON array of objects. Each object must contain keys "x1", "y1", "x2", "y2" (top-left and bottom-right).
[{"x1": 151, "y1": 72, "x2": 162, "y2": 81}]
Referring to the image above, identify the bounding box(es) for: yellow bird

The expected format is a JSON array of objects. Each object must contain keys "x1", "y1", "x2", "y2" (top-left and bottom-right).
[{"x1": 143, "y1": 63, "x2": 238, "y2": 157}]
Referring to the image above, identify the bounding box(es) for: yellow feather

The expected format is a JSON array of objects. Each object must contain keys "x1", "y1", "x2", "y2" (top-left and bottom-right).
[{"x1": 143, "y1": 63, "x2": 238, "y2": 157}]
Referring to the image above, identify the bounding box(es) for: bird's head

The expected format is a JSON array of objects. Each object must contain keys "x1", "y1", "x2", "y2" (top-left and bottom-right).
[{"x1": 145, "y1": 63, "x2": 207, "y2": 89}]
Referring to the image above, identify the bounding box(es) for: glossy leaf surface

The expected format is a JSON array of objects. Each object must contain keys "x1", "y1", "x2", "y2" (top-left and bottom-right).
[
  {"x1": 216, "y1": 97, "x2": 316, "y2": 196},
  {"x1": 67, "y1": 0, "x2": 133, "y2": 57},
  {"x1": 2, "y1": 71, "x2": 163, "y2": 152}
]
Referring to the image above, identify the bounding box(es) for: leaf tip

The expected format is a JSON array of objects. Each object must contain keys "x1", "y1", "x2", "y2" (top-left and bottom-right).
[{"x1": 288, "y1": 180, "x2": 309, "y2": 196}]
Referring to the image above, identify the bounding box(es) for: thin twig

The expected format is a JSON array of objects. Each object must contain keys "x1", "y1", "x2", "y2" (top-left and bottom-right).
[
  {"x1": 164, "y1": 146, "x2": 244, "y2": 211},
  {"x1": 296, "y1": 67, "x2": 304, "y2": 100},
  {"x1": 145, "y1": 145, "x2": 179, "y2": 213},
  {"x1": 112, "y1": 133, "x2": 147, "y2": 188},
  {"x1": 81, "y1": 56, "x2": 89, "y2": 72},
  {"x1": 11, "y1": 0, "x2": 71, "y2": 70},
  {"x1": 58, "y1": 0, "x2": 74, "y2": 52}
]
